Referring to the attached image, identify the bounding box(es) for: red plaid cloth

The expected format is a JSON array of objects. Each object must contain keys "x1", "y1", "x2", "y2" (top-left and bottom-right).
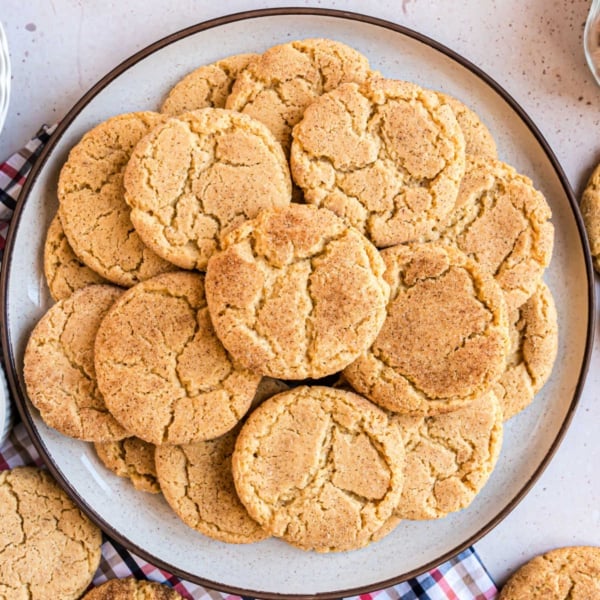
[{"x1": 0, "y1": 127, "x2": 499, "y2": 600}]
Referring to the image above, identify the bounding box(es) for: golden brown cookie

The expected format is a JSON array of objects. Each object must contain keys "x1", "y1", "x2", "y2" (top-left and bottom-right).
[
  {"x1": 439, "y1": 93, "x2": 498, "y2": 159},
  {"x1": 580, "y1": 162, "x2": 600, "y2": 272},
  {"x1": 94, "y1": 437, "x2": 160, "y2": 494},
  {"x1": 155, "y1": 425, "x2": 269, "y2": 544},
  {"x1": 438, "y1": 155, "x2": 554, "y2": 310},
  {"x1": 94, "y1": 271, "x2": 261, "y2": 445},
  {"x1": 57, "y1": 112, "x2": 177, "y2": 287},
  {"x1": 290, "y1": 77, "x2": 466, "y2": 247},
  {"x1": 494, "y1": 281, "x2": 558, "y2": 420},
  {"x1": 0, "y1": 467, "x2": 102, "y2": 600},
  {"x1": 499, "y1": 546, "x2": 600, "y2": 599},
  {"x1": 232, "y1": 386, "x2": 406, "y2": 553},
  {"x1": 344, "y1": 242, "x2": 510, "y2": 416},
  {"x1": 251, "y1": 377, "x2": 290, "y2": 409},
  {"x1": 161, "y1": 53, "x2": 259, "y2": 115},
  {"x1": 44, "y1": 213, "x2": 109, "y2": 301},
  {"x1": 225, "y1": 38, "x2": 371, "y2": 154},
  {"x1": 393, "y1": 390, "x2": 503, "y2": 520},
  {"x1": 123, "y1": 108, "x2": 292, "y2": 271},
  {"x1": 81, "y1": 578, "x2": 184, "y2": 599},
  {"x1": 205, "y1": 204, "x2": 390, "y2": 380},
  {"x1": 23, "y1": 284, "x2": 128, "y2": 442}
]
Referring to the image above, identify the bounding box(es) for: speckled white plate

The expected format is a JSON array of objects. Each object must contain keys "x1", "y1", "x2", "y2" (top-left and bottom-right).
[{"x1": 0, "y1": 9, "x2": 594, "y2": 599}]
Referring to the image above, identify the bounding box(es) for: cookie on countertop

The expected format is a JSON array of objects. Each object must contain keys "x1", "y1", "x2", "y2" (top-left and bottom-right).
[
  {"x1": 155, "y1": 425, "x2": 269, "y2": 544},
  {"x1": 580, "y1": 161, "x2": 600, "y2": 272},
  {"x1": 344, "y1": 242, "x2": 510, "y2": 416},
  {"x1": 205, "y1": 204, "x2": 390, "y2": 380},
  {"x1": 161, "y1": 53, "x2": 259, "y2": 115},
  {"x1": 57, "y1": 111, "x2": 177, "y2": 287},
  {"x1": 494, "y1": 281, "x2": 558, "y2": 420},
  {"x1": 498, "y1": 546, "x2": 600, "y2": 599},
  {"x1": 0, "y1": 466, "x2": 102, "y2": 600},
  {"x1": 437, "y1": 154, "x2": 554, "y2": 310},
  {"x1": 232, "y1": 386, "x2": 406, "y2": 553},
  {"x1": 439, "y1": 93, "x2": 498, "y2": 159},
  {"x1": 94, "y1": 437, "x2": 160, "y2": 494},
  {"x1": 24, "y1": 284, "x2": 128, "y2": 442},
  {"x1": 393, "y1": 390, "x2": 503, "y2": 520},
  {"x1": 290, "y1": 77, "x2": 466, "y2": 247},
  {"x1": 225, "y1": 38, "x2": 371, "y2": 154},
  {"x1": 124, "y1": 108, "x2": 292, "y2": 271},
  {"x1": 81, "y1": 578, "x2": 184, "y2": 599},
  {"x1": 94, "y1": 271, "x2": 261, "y2": 446},
  {"x1": 44, "y1": 213, "x2": 110, "y2": 301}
]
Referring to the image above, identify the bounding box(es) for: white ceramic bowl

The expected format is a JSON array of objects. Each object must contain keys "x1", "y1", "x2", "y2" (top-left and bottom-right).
[
  {"x1": 0, "y1": 9, "x2": 594, "y2": 599},
  {"x1": 0, "y1": 21, "x2": 10, "y2": 137},
  {"x1": 0, "y1": 363, "x2": 12, "y2": 446}
]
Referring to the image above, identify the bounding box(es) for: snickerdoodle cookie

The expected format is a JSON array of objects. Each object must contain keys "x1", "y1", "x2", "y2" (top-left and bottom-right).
[
  {"x1": 437, "y1": 155, "x2": 554, "y2": 310},
  {"x1": 155, "y1": 425, "x2": 269, "y2": 544},
  {"x1": 94, "y1": 437, "x2": 160, "y2": 494},
  {"x1": 57, "y1": 112, "x2": 177, "y2": 287},
  {"x1": 0, "y1": 467, "x2": 102, "y2": 600},
  {"x1": 205, "y1": 204, "x2": 390, "y2": 380},
  {"x1": 494, "y1": 281, "x2": 558, "y2": 420},
  {"x1": 499, "y1": 546, "x2": 600, "y2": 599},
  {"x1": 94, "y1": 271, "x2": 261, "y2": 445},
  {"x1": 24, "y1": 284, "x2": 128, "y2": 442},
  {"x1": 251, "y1": 377, "x2": 290, "y2": 409},
  {"x1": 580, "y1": 161, "x2": 600, "y2": 272},
  {"x1": 124, "y1": 108, "x2": 292, "y2": 270},
  {"x1": 161, "y1": 53, "x2": 259, "y2": 115},
  {"x1": 232, "y1": 386, "x2": 405, "y2": 552},
  {"x1": 290, "y1": 77, "x2": 466, "y2": 247},
  {"x1": 44, "y1": 213, "x2": 109, "y2": 301},
  {"x1": 81, "y1": 578, "x2": 184, "y2": 599},
  {"x1": 344, "y1": 242, "x2": 510, "y2": 416},
  {"x1": 225, "y1": 38, "x2": 371, "y2": 154},
  {"x1": 439, "y1": 93, "x2": 498, "y2": 159},
  {"x1": 393, "y1": 390, "x2": 503, "y2": 520}
]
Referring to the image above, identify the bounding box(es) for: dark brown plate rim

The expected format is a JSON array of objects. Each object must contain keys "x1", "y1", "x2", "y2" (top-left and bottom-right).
[{"x1": 1, "y1": 7, "x2": 595, "y2": 599}]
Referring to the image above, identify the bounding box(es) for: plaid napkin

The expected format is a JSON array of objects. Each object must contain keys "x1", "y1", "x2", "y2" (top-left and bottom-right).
[{"x1": 0, "y1": 126, "x2": 499, "y2": 600}]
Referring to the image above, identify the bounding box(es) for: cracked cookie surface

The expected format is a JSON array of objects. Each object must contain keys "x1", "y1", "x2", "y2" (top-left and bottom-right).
[
  {"x1": 94, "y1": 271, "x2": 261, "y2": 445},
  {"x1": 439, "y1": 93, "x2": 497, "y2": 159},
  {"x1": 437, "y1": 155, "x2": 554, "y2": 310},
  {"x1": 161, "y1": 53, "x2": 259, "y2": 115},
  {"x1": 57, "y1": 112, "x2": 178, "y2": 287},
  {"x1": 290, "y1": 77, "x2": 466, "y2": 247},
  {"x1": 124, "y1": 108, "x2": 292, "y2": 271},
  {"x1": 392, "y1": 390, "x2": 503, "y2": 520},
  {"x1": 494, "y1": 281, "x2": 558, "y2": 420},
  {"x1": 81, "y1": 577, "x2": 184, "y2": 599},
  {"x1": 225, "y1": 38, "x2": 371, "y2": 155},
  {"x1": 94, "y1": 437, "x2": 160, "y2": 494},
  {"x1": 205, "y1": 204, "x2": 390, "y2": 380},
  {"x1": 580, "y1": 162, "x2": 600, "y2": 273},
  {"x1": 155, "y1": 424, "x2": 269, "y2": 544},
  {"x1": 24, "y1": 284, "x2": 128, "y2": 442},
  {"x1": 44, "y1": 213, "x2": 109, "y2": 301},
  {"x1": 344, "y1": 242, "x2": 510, "y2": 416},
  {"x1": 0, "y1": 466, "x2": 102, "y2": 600},
  {"x1": 231, "y1": 386, "x2": 405, "y2": 552},
  {"x1": 498, "y1": 546, "x2": 600, "y2": 599}
]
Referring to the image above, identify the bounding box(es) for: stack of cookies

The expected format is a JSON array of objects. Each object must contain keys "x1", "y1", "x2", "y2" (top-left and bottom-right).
[{"x1": 23, "y1": 38, "x2": 558, "y2": 554}]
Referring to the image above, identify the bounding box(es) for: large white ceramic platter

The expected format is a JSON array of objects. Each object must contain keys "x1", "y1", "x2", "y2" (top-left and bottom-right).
[{"x1": 1, "y1": 9, "x2": 594, "y2": 599}]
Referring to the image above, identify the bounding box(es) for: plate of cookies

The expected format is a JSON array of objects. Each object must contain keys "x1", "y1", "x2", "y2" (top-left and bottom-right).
[{"x1": 1, "y1": 8, "x2": 594, "y2": 599}]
